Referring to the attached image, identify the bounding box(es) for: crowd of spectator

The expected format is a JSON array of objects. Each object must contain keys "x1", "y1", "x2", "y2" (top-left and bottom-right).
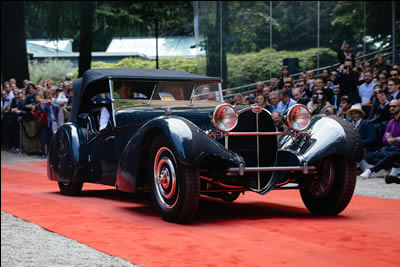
[
  {"x1": 223, "y1": 41, "x2": 400, "y2": 184},
  {"x1": 1, "y1": 77, "x2": 73, "y2": 157},
  {"x1": 2, "y1": 41, "x2": 400, "y2": 183}
]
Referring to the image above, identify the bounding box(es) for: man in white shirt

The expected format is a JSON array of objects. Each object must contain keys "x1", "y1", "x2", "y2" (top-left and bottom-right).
[
  {"x1": 1, "y1": 83, "x2": 14, "y2": 113},
  {"x1": 55, "y1": 88, "x2": 69, "y2": 124},
  {"x1": 358, "y1": 70, "x2": 376, "y2": 105}
]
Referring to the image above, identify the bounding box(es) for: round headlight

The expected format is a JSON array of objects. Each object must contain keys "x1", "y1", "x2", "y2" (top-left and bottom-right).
[
  {"x1": 212, "y1": 104, "x2": 238, "y2": 132},
  {"x1": 285, "y1": 104, "x2": 311, "y2": 131}
]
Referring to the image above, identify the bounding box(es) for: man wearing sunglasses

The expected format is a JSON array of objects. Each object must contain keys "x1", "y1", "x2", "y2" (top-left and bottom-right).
[
  {"x1": 277, "y1": 82, "x2": 296, "y2": 115},
  {"x1": 377, "y1": 73, "x2": 388, "y2": 95},
  {"x1": 390, "y1": 68, "x2": 399, "y2": 79},
  {"x1": 361, "y1": 99, "x2": 400, "y2": 178}
]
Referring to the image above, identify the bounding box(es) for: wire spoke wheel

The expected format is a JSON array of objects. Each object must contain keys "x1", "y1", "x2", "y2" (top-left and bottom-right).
[
  {"x1": 300, "y1": 156, "x2": 357, "y2": 216},
  {"x1": 306, "y1": 159, "x2": 335, "y2": 198}
]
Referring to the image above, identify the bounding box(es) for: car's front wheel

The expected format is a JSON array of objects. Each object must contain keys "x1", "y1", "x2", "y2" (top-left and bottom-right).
[
  {"x1": 300, "y1": 156, "x2": 356, "y2": 216},
  {"x1": 149, "y1": 135, "x2": 200, "y2": 223}
]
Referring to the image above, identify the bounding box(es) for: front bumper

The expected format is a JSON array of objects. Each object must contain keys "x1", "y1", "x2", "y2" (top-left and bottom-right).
[{"x1": 227, "y1": 163, "x2": 316, "y2": 176}]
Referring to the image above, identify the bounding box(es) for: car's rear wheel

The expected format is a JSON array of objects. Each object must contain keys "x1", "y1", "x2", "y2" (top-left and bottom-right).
[
  {"x1": 300, "y1": 156, "x2": 356, "y2": 216},
  {"x1": 58, "y1": 182, "x2": 83, "y2": 196},
  {"x1": 149, "y1": 135, "x2": 200, "y2": 223},
  {"x1": 205, "y1": 191, "x2": 241, "y2": 202},
  {"x1": 220, "y1": 191, "x2": 241, "y2": 202},
  {"x1": 50, "y1": 128, "x2": 84, "y2": 196}
]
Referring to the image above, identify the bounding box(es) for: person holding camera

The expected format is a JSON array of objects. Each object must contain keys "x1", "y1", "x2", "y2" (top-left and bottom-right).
[
  {"x1": 306, "y1": 86, "x2": 336, "y2": 115},
  {"x1": 333, "y1": 59, "x2": 361, "y2": 104},
  {"x1": 337, "y1": 41, "x2": 355, "y2": 66},
  {"x1": 20, "y1": 83, "x2": 42, "y2": 155}
]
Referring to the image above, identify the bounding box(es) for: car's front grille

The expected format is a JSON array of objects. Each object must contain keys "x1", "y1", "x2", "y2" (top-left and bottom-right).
[{"x1": 228, "y1": 107, "x2": 278, "y2": 190}]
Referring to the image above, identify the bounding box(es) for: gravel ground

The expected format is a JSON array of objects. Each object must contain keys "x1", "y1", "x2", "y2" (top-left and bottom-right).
[
  {"x1": 1, "y1": 149, "x2": 399, "y2": 266},
  {"x1": 1, "y1": 150, "x2": 137, "y2": 267},
  {"x1": 1, "y1": 212, "x2": 136, "y2": 267}
]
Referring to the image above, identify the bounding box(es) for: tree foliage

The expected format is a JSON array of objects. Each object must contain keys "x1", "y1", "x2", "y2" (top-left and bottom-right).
[
  {"x1": 29, "y1": 58, "x2": 74, "y2": 84},
  {"x1": 25, "y1": 1, "x2": 194, "y2": 52},
  {"x1": 332, "y1": 1, "x2": 398, "y2": 49},
  {"x1": 20, "y1": 1, "x2": 398, "y2": 86},
  {"x1": 227, "y1": 47, "x2": 337, "y2": 87}
]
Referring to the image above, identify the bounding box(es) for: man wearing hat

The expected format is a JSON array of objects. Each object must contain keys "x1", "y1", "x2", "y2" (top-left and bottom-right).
[{"x1": 348, "y1": 104, "x2": 377, "y2": 152}]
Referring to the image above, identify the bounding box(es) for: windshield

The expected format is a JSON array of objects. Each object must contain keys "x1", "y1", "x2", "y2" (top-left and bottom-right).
[{"x1": 112, "y1": 80, "x2": 222, "y2": 110}]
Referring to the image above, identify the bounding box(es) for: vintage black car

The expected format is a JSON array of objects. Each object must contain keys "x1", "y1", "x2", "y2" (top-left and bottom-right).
[{"x1": 48, "y1": 68, "x2": 364, "y2": 223}]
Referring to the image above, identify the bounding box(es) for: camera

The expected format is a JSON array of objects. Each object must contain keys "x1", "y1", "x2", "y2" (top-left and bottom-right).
[{"x1": 344, "y1": 66, "x2": 350, "y2": 70}]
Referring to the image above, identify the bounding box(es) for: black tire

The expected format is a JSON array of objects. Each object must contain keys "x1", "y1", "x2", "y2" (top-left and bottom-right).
[
  {"x1": 58, "y1": 181, "x2": 83, "y2": 196},
  {"x1": 50, "y1": 127, "x2": 84, "y2": 196},
  {"x1": 300, "y1": 156, "x2": 357, "y2": 216},
  {"x1": 149, "y1": 135, "x2": 200, "y2": 223},
  {"x1": 220, "y1": 191, "x2": 241, "y2": 202},
  {"x1": 205, "y1": 191, "x2": 241, "y2": 202}
]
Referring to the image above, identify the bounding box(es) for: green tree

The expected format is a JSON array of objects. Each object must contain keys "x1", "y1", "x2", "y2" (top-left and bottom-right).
[
  {"x1": 332, "y1": 1, "x2": 398, "y2": 50},
  {"x1": 24, "y1": 1, "x2": 194, "y2": 75},
  {"x1": 93, "y1": 1, "x2": 194, "y2": 51}
]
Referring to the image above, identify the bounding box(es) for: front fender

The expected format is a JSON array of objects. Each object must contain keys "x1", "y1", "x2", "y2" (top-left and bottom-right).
[
  {"x1": 116, "y1": 115, "x2": 244, "y2": 193},
  {"x1": 258, "y1": 115, "x2": 363, "y2": 195},
  {"x1": 279, "y1": 115, "x2": 364, "y2": 165}
]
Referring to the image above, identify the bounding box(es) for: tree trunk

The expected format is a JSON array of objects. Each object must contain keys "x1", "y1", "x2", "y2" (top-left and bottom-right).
[
  {"x1": 78, "y1": 1, "x2": 94, "y2": 78},
  {"x1": 1, "y1": 1, "x2": 29, "y2": 87}
]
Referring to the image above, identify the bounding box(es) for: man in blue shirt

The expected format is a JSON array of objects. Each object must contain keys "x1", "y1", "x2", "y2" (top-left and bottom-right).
[{"x1": 277, "y1": 82, "x2": 296, "y2": 115}]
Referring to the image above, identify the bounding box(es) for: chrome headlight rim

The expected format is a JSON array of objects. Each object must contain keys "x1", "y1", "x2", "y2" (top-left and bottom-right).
[
  {"x1": 284, "y1": 104, "x2": 311, "y2": 131},
  {"x1": 212, "y1": 103, "x2": 239, "y2": 132}
]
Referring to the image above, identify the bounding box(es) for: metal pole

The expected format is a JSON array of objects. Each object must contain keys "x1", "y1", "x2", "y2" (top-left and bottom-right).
[
  {"x1": 317, "y1": 1, "x2": 320, "y2": 75},
  {"x1": 270, "y1": 1, "x2": 272, "y2": 80},
  {"x1": 219, "y1": 1, "x2": 223, "y2": 79},
  {"x1": 193, "y1": 1, "x2": 200, "y2": 72},
  {"x1": 363, "y1": 1, "x2": 366, "y2": 55},
  {"x1": 393, "y1": 1, "x2": 397, "y2": 65},
  {"x1": 155, "y1": 18, "x2": 159, "y2": 69}
]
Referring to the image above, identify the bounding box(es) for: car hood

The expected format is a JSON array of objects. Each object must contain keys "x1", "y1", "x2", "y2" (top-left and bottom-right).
[{"x1": 115, "y1": 106, "x2": 219, "y2": 132}]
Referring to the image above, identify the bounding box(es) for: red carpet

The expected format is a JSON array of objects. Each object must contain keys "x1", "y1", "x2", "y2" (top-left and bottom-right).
[{"x1": 2, "y1": 161, "x2": 400, "y2": 266}]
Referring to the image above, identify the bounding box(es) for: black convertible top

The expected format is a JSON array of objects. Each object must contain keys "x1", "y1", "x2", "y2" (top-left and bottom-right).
[
  {"x1": 70, "y1": 68, "x2": 221, "y2": 122},
  {"x1": 81, "y1": 68, "x2": 221, "y2": 88}
]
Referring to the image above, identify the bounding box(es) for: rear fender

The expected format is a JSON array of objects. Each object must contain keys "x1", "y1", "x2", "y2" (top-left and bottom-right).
[
  {"x1": 47, "y1": 122, "x2": 88, "y2": 183},
  {"x1": 116, "y1": 115, "x2": 244, "y2": 193}
]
